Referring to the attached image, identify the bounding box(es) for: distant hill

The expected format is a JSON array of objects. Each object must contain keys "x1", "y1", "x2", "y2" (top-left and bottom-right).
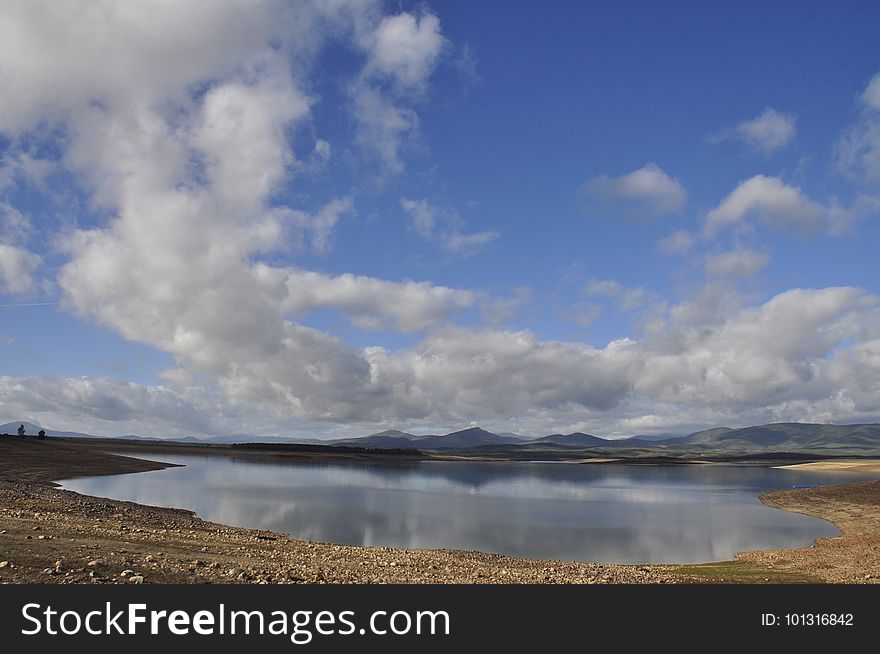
[
  {"x1": 0, "y1": 421, "x2": 305, "y2": 445},
  {"x1": 332, "y1": 429, "x2": 421, "y2": 449},
  {"x1": 680, "y1": 423, "x2": 880, "y2": 453},
  {"x1": 5, "y1": 419, "x2": 880, "y2": 455},
  {"x1": 332, "y1": 427, "x2": 522, "y2": 450},
  {"x1": 0, "y1": 421, "x2": 95, "y2": 438},
  {"x1": 417, "y1": 427, "x2": 523, "y2": 449},
  {"x1": 533, "y1": 432, "x2": 612, "y2": 448},
  {"x1": 532, "y1": 432, "x2": 682, "y2": 448},
  {"x1": 623, "y1": 433, "x2": 687, "y2": 442}
]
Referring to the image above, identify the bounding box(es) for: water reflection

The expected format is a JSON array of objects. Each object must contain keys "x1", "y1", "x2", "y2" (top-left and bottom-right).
[{"x1": 61, "y1": 457, "x2": 877, "y2": 563}]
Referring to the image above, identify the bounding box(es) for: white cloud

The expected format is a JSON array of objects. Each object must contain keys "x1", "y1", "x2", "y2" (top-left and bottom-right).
[
  {"x1": 580, "y1": 163, "x2": 686, "y2": 219},
  {"x1": 1, "y1": 202, "x2": 33, "y2": 244},
  {"x1": 2, "y1": 286, "x2": 880, "y2": 437},
  {"x1": 482, "y1": 287, "x2": 532, "y2": 324},
  {"x1": 282, "y1": 197, "x2": 356, "y2": 255},
  {"x1": 863, "y1": 72, "x2": 880, "y2": 110},
  {"x1": 0, "y1": 148, "x2": 55, "y2": 192},
  {"x1": 400, "y1": 198, "x2": 498, "y2": 255},
  {"x1": 0, "y1": 204, "x2": 41, "y2": 295},
  {"x1": 0, "y1": 243, "x2": 40, "y2": 295},
  {"x1": 835, "y1": 70, "x2": 880, "y2": 186},
  {"x1": 400, "y1": 197, "x2": 436, "y2": 238},
  {"x1": 704, "y1": 175, "x2": 825, "y2": 235},
  {"x1": 710, "y1": 107, "x2": 796, "y2": 155},
  {"x1": 0, "y1": 375, "x2": 231, "y2": 437},
  {"x1": 365, "y1": 12, "x2": 445, "y2": 94},
  {"x1": 2, "y1": 3, "x2": 879, "y2": 439},
  {"x1": 442, "y1": 230, "x2": 498, "y2": 253},
  {"x1": 352, "y1": 10, "x2": 446, "y2": 174},
  {"x1": 585, "y1": 279, "x2": 655, "y2": 311},
  {"x1": 704, "y1": 249, "x2": 770, "y2": 278},
  {"x1": 281, "y1": 269, "x2": 476, "y2": 333},
  {"x1": 563, "y1": 303, "x2": 603, "y2": 328},
  {"x1": 657, "y1": 229, "x2": 694, "y2": 256},
  {"x1": 352, "y1": 86, "x2": 419, "y2": 174},
  {"x1": 193, "y1": 74, "x2": 311, "y2": 210},
  {"x1": 634, "y1": 287, "x2": 880, "y2": 412}
]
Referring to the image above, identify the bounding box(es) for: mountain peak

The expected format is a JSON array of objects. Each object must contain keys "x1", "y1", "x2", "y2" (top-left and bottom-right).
[
  {"x1": 0, "y1": 421, "x2": 44, "y2": 434},
  {"x1": 446, "y1": 427, "x2": 494, "y2": 437}
]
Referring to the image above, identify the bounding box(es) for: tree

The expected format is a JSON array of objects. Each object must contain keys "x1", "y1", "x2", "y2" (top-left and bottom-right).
[
  {"x1": 37, "y1": 429, "x2": 46, "y2": 440},
  {"x1": 17, "y1": 424, "x2": 25, "y2": 437}
]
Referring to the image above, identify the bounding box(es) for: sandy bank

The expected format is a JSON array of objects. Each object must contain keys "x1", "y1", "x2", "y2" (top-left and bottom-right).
[{"x1": 772, "y1": 459, "x2": 880, "y2": 474}]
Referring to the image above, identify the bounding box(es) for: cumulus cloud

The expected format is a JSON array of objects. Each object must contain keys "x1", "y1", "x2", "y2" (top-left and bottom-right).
[
  {"x1": 706, "y1": 175, "x2": 880, "y2": 236},
  {"x1": 835, "y1": 70, "x2": 880, "y2": 186},
  {"x1": 400, "y1": 198, "x2": 498, "y2": 255},
  {"x1": 634, "y1": 287, "x2": 880, "y2": 411},
  {"x1": 352, "y1": 10, "x2": 446, "y2": 173},
  {"x1": 704, "y1": 175, "x2": 826, "y2": 235},
  {"x1": 0, "y1": 1, "x2": 479, "y2": 425},
  {"x1": 0, "y1": 375, "x2": 223, "y2": 436},
  {"x1": 4, "y1": 286, "x2": 880, "y2": 437},
  {"x1": 704, "y1": 249, "x2": 770, "y2": 278},
  {"x1": 580, "y1": 163, "x2": 686, "y2": 219},
  {"x1": 2, "y1": 3, "x2": 879, "y2": 439},
  {"x1": 364, "y1": 12, "x2": 446, "y2": 94},
  {"x1": 710, "y1": 107, "x2": 796, "y2": 155},
  {"x1": 280, "y1": 269, "x2": 476, "y2": 332}
]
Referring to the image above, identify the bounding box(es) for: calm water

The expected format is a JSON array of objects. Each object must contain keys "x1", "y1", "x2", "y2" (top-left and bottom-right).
[{"x1": 61, "y1": 456, "x2": 877, "y2": 563}]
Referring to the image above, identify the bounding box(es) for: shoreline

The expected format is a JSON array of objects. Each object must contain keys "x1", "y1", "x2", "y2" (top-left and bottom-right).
[{"x1": 1, "y1": 437, "x2": 878, "y2": 584}]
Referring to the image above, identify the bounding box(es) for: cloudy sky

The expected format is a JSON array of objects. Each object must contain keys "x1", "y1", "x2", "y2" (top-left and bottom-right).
[{"x1": 1, "y1": 1, "x2": 879, "y2": 439}]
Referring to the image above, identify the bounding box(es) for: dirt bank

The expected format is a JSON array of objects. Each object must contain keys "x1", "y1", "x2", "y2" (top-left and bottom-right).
[
  {"x1": 735, "y1": 480, "x2": 880, "y2": 583},
  {"x1": 773, "y1": 459, "x2": 880, "y2": 474}
]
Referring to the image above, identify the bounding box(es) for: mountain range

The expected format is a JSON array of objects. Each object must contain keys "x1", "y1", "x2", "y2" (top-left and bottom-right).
[{"x1": 3, "y1": 420, "x2": 880, "y2": 455}]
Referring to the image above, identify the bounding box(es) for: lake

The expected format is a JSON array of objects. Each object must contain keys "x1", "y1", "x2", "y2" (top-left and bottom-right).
[{"x1": 60, "y1": 455, "x2": 877, "y2": 564}]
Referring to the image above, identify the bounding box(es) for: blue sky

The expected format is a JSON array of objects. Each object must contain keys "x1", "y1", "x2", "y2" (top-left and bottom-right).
[{"x1": 1, "y1": 1, "x2": 879, "y2": 439}]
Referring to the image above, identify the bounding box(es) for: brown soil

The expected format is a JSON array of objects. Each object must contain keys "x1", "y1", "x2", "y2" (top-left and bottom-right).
[{"x1": 1, "y1": 436, "x2": 877, "y2": 584}]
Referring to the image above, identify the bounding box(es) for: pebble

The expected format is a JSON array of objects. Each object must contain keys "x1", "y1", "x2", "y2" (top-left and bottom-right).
[
  {"x1": 0, "y1": 561, "x2": 9, "y2": 568},
  {"x1": 128, "y1": 575, "x2": 144, "y2": 584}
]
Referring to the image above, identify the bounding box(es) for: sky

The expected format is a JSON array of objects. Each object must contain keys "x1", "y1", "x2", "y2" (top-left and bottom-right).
[{"x1": 1, "y1": 1, "x2": 880, "y2": 439}]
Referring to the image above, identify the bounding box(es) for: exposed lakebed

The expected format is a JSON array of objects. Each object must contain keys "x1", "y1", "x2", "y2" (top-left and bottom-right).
[{"x1": 61, "y1": 455, "x2": 877, "y2": 563}]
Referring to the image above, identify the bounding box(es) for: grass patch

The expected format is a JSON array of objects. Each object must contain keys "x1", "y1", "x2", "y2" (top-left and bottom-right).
[{"x1": 674, "y1": 560, "x2": 820, "y2": 584}]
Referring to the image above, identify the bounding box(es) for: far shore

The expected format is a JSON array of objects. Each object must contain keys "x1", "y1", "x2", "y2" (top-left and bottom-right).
[
  {"x1": 1, "y1": 435, "x2": 878, "y2": 584},
  {"x1": 772, "y1": 459, "x2": 880, "y2": 473}
]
